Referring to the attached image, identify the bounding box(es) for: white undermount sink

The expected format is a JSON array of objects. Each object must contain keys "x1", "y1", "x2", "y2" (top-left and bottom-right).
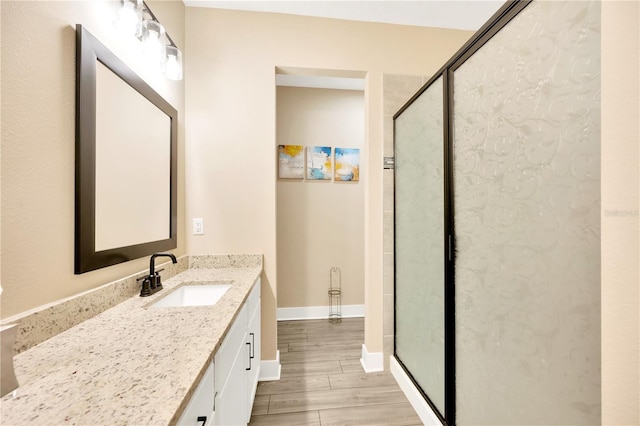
[{"x1": 151, "y1": 283, "x2": 232, "y2": 308}]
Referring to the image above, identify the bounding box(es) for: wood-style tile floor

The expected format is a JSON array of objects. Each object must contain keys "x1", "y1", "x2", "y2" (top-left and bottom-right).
[{"x1": 249, "y1": 318, "x2": 422, "y2": 426}]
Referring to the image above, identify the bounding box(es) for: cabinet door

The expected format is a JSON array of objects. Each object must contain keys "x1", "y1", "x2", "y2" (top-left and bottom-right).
[
  {"x1": 245, "y1": 301, "x2": 260, "y2": 421},
  {"x1": 177, "y1": 360, "x2": 215, "y2": 426},
  {"x1": 214, "y1": 343, "x2": 246, "y2": 426}
]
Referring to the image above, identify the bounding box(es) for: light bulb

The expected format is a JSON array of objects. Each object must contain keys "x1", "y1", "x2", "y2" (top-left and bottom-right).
[
  {"x1": 164, "y1": 46, "x2": 183, "y2": 80},
  {"x1": 142, "y1": 20, "x2": 165, "y2": 65},
  {"x1": 113, "y1": 0, "x2": 141, "y2": 37}
]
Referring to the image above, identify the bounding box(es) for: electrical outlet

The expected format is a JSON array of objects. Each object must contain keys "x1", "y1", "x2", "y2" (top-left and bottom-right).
[{"x1": 193, "y1": 218, "x2": 204, "y2": 235}]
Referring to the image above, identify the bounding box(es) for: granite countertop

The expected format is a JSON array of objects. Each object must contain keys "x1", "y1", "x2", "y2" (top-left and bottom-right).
[{"x1": 0, "y1": 265, "x2": 262, "y2": 425}]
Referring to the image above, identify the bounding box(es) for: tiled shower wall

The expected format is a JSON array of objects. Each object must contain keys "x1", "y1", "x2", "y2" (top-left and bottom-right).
[{"x1": 382, "y1": 74, "x2": 429, "y2": 369}]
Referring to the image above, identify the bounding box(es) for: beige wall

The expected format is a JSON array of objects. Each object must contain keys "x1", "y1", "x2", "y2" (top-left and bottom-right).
[
  {"x1": 602, "y1": 1, "x2": 640, "y2": 424},
  {"x1": 184, "y1": 7, "x2": 473, "y2": 359},
  {"x1": 0, "y1": 1, "x2": 186, "y2": 319},
  {"x1": 276, "y1": 86, "x2": 365, "y2": 309}
]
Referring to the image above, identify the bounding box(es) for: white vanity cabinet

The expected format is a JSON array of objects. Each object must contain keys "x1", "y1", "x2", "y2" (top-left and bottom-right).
[
  {"x1": 176, "y1": 278, "x2": 262, "y2": 426},
  {"x1": 214, "y1": 278, "x2": 262, "y2": 426}
]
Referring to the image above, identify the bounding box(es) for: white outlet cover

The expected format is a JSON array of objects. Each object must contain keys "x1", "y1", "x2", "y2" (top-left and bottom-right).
[{"x1": 193, "y1": 218, "x2": 204, "y2": 235}]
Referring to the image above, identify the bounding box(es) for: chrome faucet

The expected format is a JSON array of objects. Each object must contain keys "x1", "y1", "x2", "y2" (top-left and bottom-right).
[{"x1": 139, "y1": 253, "x2": 177, "y2": 297}]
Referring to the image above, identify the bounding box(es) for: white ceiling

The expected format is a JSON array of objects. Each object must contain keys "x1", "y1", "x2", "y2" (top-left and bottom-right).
[{"x1": 184, "y1": 0, "x2": 507, "y2": 31}]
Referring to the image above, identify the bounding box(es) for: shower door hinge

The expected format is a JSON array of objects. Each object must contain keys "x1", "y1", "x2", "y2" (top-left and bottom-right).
[{"x1": 383, "y1": 157, "x2": 395, "y2": 169}]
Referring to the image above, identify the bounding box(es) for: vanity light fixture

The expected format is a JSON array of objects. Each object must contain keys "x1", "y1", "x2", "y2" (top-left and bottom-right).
[{"x1": 113, "y1": 0, "x2": 183, "y2": 81}]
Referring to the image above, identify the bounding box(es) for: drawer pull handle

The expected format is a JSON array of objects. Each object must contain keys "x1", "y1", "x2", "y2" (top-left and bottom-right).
[
  {"x1": 250, "y1": 332, "x2": 255, "y2": 359},
  {"x1": 197, "y1": 416, "x2": 207, "y2": 426},
  {"x1": 246, "y1": 342, "x2": 252, "y2": 371}
]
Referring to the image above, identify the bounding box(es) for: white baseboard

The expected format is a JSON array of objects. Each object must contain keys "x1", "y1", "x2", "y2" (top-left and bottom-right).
[
  {"x1": 277, "y1": 304, "x2": 365, "y2": 321},
  {"x1": 259, "y1": 350, "x2": 281, "y2": 381},
  {"x1": 360, "y1": 344, "x2": 384, "y2": 373},
  {"x1": 390, "y1": 356, "x2": 443, "y2": 426}
]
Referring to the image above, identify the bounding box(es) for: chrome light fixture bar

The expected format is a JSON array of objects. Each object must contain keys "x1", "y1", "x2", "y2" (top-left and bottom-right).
[{"x1": 113, "y1": 0, "x2": 183, "y2": 80}]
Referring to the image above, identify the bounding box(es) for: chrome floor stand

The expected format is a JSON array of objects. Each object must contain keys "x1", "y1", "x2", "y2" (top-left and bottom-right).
[{"x1": 329, "y1": 267, "x2": 342, "y2": 323}]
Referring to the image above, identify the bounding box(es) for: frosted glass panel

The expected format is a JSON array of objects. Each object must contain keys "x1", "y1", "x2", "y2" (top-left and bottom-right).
[
  {"x1": 452, "y1": 1, "x2": 601, "y2": 424},
  {"x1": 395, "y1": 76, "x2": 445, "y2": 414}
]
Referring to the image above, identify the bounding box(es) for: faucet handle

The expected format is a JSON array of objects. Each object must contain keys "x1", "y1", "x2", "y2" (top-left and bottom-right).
[
  {"x1": 154, "y1": 269, "x2": 164, "y2": 290},
  {"x1": 140, "y1": 277, "x2": 152, "y2": 297}
]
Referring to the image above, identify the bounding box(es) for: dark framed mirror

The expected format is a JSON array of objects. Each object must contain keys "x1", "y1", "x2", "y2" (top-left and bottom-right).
[{"x1": 75, "y1": 24, "x2": 177, "y2": 274}]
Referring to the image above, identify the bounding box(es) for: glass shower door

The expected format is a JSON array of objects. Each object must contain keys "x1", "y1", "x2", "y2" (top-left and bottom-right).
[
  {"x1": 394, "y1": 75, "x2": 447, "y2": 420},
  {"x1": 451, "y1": 1, "x2": 601, "y2": 423}
]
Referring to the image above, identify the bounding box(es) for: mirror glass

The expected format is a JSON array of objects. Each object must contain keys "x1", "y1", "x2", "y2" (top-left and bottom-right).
[
  {"x1": 94, "y1": 62, "x2": 171, "y2": 251},
  {"x1": 75, "y1": 25, "x2": 177, "y2": 274}
]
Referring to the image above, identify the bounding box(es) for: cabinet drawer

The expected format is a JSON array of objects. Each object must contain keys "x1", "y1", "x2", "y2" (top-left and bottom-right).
[{"x1": 215, "y1": 302, "x2": 247, "y2": 391}]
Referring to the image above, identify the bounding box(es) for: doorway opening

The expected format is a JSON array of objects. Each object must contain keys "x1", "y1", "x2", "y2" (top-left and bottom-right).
[{"x1": 275, "y1": 67, "x2": 366, "y2": 323}]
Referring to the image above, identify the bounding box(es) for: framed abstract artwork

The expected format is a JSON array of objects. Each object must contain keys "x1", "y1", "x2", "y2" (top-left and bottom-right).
[
  {"x1": 278, "y1": 145, "x2": 304, "y2": 179},
  {"x1": 306, "y1": 146, "x2": 332, "y2": 180},
  {"x1": 335, "y1": 147, "x2": 360, "y2": 182}
]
